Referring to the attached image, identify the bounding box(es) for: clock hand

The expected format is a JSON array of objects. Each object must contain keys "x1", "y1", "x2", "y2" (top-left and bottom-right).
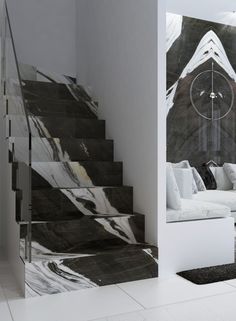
[{"x1": 211, "y1": 62, "x2": 214, "y2": 120}]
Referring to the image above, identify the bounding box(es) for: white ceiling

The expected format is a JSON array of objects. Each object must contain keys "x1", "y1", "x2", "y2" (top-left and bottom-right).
[{"x1": 166, "y1": 0, "x2": 236, "y2": 26}]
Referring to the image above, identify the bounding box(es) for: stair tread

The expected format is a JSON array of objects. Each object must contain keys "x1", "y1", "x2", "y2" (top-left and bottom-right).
[
  {"x1": 22, "y1": 243, "x2": 158, "y2": 263},
  {"x1": 20, "y1": 214, "x2": 145, "y2": 260},
  {"x1": 19, "y1": 212, "x2": 144, "y2": 224}
]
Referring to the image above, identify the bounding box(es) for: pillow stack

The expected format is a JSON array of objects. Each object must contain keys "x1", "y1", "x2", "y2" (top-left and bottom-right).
[
  {"x1": 172, "y1": 160, "x2": 206, "y2": 193},
  {"x1": 222, "y1": 163, "x2": 236, "y2": 190},
  {"x1": 166, "y1": 161, "x2": 207, "y2": 210}
]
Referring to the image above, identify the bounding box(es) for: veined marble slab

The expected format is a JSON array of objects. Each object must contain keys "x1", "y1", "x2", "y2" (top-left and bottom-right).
[{"x1": 25, "y1": 245, "x2": 158, "y2": 297}]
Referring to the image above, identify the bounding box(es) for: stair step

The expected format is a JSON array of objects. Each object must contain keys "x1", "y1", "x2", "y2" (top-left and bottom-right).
[
  {"x1": 24, "y1": 244, "x2": 158, "y2": 296},
  {"x1": 20, "y1": 214, "x2": 145, "y2": 259},
  {"x1": 32, "y1": 186, "x2": 133, "y2": 220},
  {"x1": 13, "y1": 161, "x2": 123, "y2": 190},
  {"x1": 27, "y1": 99, "x2": 97, "y2": 118},
  {"x1": 12, "y1": 138, "x2": 114, "y2": 162},
  {"x1": 22, "y1": 80, "x2": 91, "y2": 101},
  {"x1": 31, "y1": 161, "x2": 123, "y2": 188},
  {"x1": 16, "y1": 186, "x2": 133, "y2": 221},
  {"x1": 8, "y1": 98, "x2": 98, "y2": 118},
  {"x1": 9, "y1": 115, "x2": 106, "y2": 138}
]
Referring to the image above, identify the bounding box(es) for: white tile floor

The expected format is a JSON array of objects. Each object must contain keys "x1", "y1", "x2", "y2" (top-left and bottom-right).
[{"x1": 1, "y1": 255, "x2": 236, "y2": 321}]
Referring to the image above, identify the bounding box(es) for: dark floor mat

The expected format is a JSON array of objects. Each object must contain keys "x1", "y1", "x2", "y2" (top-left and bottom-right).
[{"x1": 178, "y1": 263, "x2": 236, "y2": 285}]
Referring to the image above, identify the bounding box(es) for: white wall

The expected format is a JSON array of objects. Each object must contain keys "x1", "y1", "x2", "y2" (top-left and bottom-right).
[
  {"x1": 76, "y1": 0, "x2": 158, "y2": 244},
  {"x1": 6, "y1": 0, "x2": 76, "y2": 76},
  {"x1": 166, "y1": 0, "x2": 236, "y2": 25}
]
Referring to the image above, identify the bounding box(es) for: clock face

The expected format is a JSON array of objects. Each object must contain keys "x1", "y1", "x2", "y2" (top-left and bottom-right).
[{"x1": 190, "y1": 69, "x2": 234, "y2": 120}]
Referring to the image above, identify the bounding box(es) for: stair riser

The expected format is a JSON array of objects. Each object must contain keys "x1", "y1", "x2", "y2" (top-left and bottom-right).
[
  {"x1": 31, "y1": 162, "x2": 123, "y2": 188},
  {"x1": 26, "y1": 100, "x2": 97, "y2": 118},
  {"x1": 25, "y1": 246, "x2": 158, "y2": 297},
  {"x1": 11, "y1": 138, "x2": 114, "y2": 162},
  {"x1": 9, "y1": 116, "x2": 106, "y2": 139},
  {"x1": 20, "y1": 215, "x2": 145, "y2": 258},
  {"x1": 7, "y1": 97, "x2": 97, "y2": 118},
  {"x1": 23, "y1": 82, "x2": 90, "y2": 101},
  {"x1": 16, "y1": 187, "x2": 133, "y2": 221}
]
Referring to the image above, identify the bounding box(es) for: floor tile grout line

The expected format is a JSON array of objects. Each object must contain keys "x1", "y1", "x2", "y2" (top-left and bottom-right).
[
  {"x1": 223, "y1": 281, "x2": 236, "y2": 289},
  {"x1": 87, "y1": 308, "x2": 144, "y2": 321},
  {"x1": 141, "y1": 288, "x2": 236, "y2": 310},
  {"x1": 116, "y1": 284, "x2": 146, "y2": 310},
  {"x1": 5, "y1": 300, "x2": 15, "y2": 321},
  {"x1": 2, "y1": 288, "x2": 14, "y2": 321}
]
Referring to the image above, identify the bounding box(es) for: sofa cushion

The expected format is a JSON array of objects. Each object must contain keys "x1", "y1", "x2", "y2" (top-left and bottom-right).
[
  {"x1": 223, "y1": 163, "x2": 236, "y2": 190},
  {"x1": 167, "y1": 199, "x2": 231, "y2": 223},
  {"x1": 166, "y1": 163, "x2": 181, "y2": 210},
  {"x1": 172, "y1": 160, "x2": 198, "y2": 194},
  {"x1": 210, "y1": 167, "x2": 233, "y2": 190},
  {"x1": 173, "y1": 168, "x2": 193, "y2": 199},
  {"x1": 193, "y1": 190, "x2": 236, "y2": 211}
]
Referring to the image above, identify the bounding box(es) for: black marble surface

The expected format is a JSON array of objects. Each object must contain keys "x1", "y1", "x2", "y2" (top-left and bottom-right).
[
  {"x1": 29, "y1": 161, "x2": 123, "y2": 188},
  {"x1": 25, "y1": 99, "x2": 97, "y2": 118},
  {"x1": 13, "y1": 138, "x2": 114, "y2": 162},
  {"x1": 167, "y1": 14, "x2": 236, "y2": 166},
  {"x1": 7, "y1": 73, "x2": 158, "y2": 297},
  {"x1": 28, "y1": 187, "x2": 133, "y2": 221},
  {"x1": 23, "y1": 80, "x2": 92, "y2": 101},
  {"x1": 10, "y1": 115, "x2": 106, "y2": 139},
  {"x1": 20, "y1": 214, "x2": 145, "y2": 256},
  {"x1": 25, "y1": 244, "x2": 158, "y2": 296}
]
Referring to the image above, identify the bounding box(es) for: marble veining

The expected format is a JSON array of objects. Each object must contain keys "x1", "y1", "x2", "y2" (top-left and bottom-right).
[
  {"x1": 9, "y1": 115, "x2": 105, "y2": 139},
  {"x1": 12, "y1": 137, "x2": 113, "y2": 163},
  {"x1": 167, "y1": 14, "x2": 236, "y2": 166},
  {"x1": 16, "y1": 187, "x2": 133, "y2": 222},
  {"x1": 167, "y1": 29, "x2": 236, "y2": 113},
  {"x1": 31, "y1": 161, "x2": 122, "y2": 188},
  {"x1": 25, "y1": 245, "x2": 158, "y2": 297},
  {"x1": 20, "y1": 214, "x2": 144, "y2": 260},
  {"x1": 7, "y1": 64, "x2": 158, "y2": 297},
  {"x1": 25, "y1": 259, "x2": 98, "y2": 297},
  {"x1": 166, "y1": 13, "x2": 183, "y2": 52}
]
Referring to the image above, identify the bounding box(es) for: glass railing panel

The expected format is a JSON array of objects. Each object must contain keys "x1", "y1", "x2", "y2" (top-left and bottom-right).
[{"x1": 1, "y1": 1, "x2": 32, "y2": 262}]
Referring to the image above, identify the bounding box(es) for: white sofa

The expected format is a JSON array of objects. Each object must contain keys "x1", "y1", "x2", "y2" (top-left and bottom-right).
[
  {"x1": 167, "y1": 198, "x2": 231, "y2": 223},
  {"x1": 193, "y1": 190, "x2": 236, "y2": 220},
  {"x1": 165, "y1": 164, "x2": 235, "y2": 273},
  {"x1": 167, "y1": 166, "x2": 232, "y2": 223},
  {"x1": 192, "y1": 167, "x2": 236, "y2": 221}
]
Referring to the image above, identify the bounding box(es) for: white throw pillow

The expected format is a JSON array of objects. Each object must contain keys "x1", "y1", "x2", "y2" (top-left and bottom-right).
[
  {"x1": 210, "y1": 167, "x2": 233, "y2": 190},
  {"x1": 166, "y1": 163, "x2": 182, "y2": 210},
  {"x1": 223, "y1": 163, "x2": 236, "y2": 190},
  {"x1": 192, "y1": 167, "x2": 206, "y2": 191},
  {"x1": 173, "y1": 168, "x2": 193, "y2": 199},
  {"x1": 172, "y1": 160, "x2": 198, "y2": 194}
]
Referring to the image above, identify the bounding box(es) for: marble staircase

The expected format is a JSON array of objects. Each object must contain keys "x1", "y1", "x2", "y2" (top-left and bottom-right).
[{"x1": 9, "y1": 79, "x2": 158, "y2": 296}]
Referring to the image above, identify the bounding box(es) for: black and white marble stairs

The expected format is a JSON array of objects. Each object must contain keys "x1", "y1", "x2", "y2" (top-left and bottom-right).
[{"x1": 9, "y1": 76, "x2": 158, "y2": 297}]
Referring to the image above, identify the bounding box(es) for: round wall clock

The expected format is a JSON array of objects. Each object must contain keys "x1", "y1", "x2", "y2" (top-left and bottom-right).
[{"x1": 190, "y1": 62, "x2": 234, "y2": 121}]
